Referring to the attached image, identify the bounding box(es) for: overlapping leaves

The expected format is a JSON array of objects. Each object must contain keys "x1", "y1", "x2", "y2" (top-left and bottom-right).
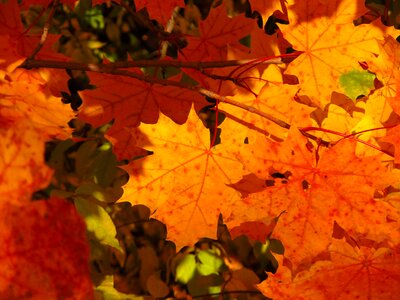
[{"x1": 1, "y1": 0, "x2": 400, "y2": 299}]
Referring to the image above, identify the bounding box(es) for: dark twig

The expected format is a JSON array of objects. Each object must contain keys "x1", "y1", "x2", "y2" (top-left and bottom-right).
[{"x1": 28, "y1": 0, "x2": 59, "y2": 60}]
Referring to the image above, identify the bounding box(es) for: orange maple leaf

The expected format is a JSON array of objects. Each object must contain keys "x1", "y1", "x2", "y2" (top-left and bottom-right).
[
  {"x1": 219, "y1": 77, "x2": 313, "y2": 141},
  {"x1": 0, "y1": 121, "x2": 53, "y2": 203},
  {"x1": 259, "y1": 226, "x2": 400, "y2": 299},
  {"x1": 228, "y1": 128, "x2": 398, "y2": 268},
  {"x1": 105, "y1": 125, "x2": 153, "y2": 161},
  {"x1": 280, "y1": 0, "x2": 385, "y2": 107},
  {"x1": 380, "y1": 124, "x2": 400, "y2": 163},
  {"x1": 248, "y1": 0, "x2": 288, "y2": 25},
  {"x1": 120, "y1": 109, "x2": 246, "y2": 247},
  {"x1": 368, "y1": 35, "x2": 400, "y2": 100},
  {"x1": 0, "y1": 69, "x2": 74, "y2": 139}
]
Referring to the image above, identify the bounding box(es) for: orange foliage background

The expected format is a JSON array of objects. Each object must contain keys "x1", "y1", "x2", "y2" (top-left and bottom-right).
[{"x1": 1, "y1": 0, "x2": 400, "y2": 298}]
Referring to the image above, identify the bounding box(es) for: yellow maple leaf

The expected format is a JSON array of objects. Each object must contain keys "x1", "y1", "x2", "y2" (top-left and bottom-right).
[{"x1": 281, "y1": 0, "x2": 384, "y2": 108}]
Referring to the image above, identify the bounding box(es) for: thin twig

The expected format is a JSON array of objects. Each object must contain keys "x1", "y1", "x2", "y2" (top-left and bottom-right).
[
  {"x1": 160, "y1": 7, "x2": 180, "y2": 58},
  {"x1": 28, "y1": 0, "x2": 59, "y2": 60}
]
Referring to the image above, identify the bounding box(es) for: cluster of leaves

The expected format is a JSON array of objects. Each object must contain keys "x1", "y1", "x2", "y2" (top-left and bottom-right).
[
  {"x1": 36, "y1": 120, "x2": 283, "y2": 299},
  {"x1": 1, "y1": 0, "x2": 400, "y2": 299},
  {"x1": 104, "y1": 203, "x2": 283, "y2": 299}
]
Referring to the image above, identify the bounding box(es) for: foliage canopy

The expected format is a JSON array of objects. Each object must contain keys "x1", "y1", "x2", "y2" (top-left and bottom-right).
[{"x1": 1, "y1": 0, "x2": 400, "y2": 299}]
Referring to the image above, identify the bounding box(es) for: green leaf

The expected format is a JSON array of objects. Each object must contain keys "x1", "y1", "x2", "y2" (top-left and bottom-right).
[
  {"x1": 84, "y1": 6, "x2": 105, "y2": 30},
  {"x1": 75, "y1": 197, "x2": 121, "y2": 251},
  {"x1": 75, "y1": 140, "x2": 118, "y2": 186},
  {"x1": 175, "y1": 254, "x2": 196, "y2": 284},
  {"x1": 196, "y1": 249, "x2": 224, "y2": 276},
  {"x1": 339, "y1": 69, "x2": 375, "y2": 100}
]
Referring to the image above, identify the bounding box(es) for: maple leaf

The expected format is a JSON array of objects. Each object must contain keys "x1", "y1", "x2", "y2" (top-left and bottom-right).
[
  {"x1": 0, "y1": 0, "x2": 70, "y2": 91},
  {"x1": 248, "y1": 0, "x2": 288, "y2": 25},
  {"x1": 179, "y1": 3, "x2": 255, "y2": 62},
  {"x1": 105, "y1": 125, "x2": 153, "y2": 161},
  {"x1": 389, "y1": 87, "x2": 400, "y2": 116},
  {"x1": 79, "y1": 72, "x2": 205, "y2": 130},
  {"x1": 0, "y1": 0, "x2": 69, "y2": 63},
  {"x1": 367, "y1": 35, "x2": 400, "y2": 116},
  {"x1": 0, "y1": 121, "x2": 53, "y2": 203},
  {"x1": 120, "y1": 109, "x2": 246, "y2": 248},
  {"x1": 227, "y1": 128, "x2": 399, "y2": 269},
  {"x1": 0, "y1": 0, "x2": 23, "y2": 35},
  {"x1": 380, "y1": 124, "x2": 400, "y2": 163},
  {"x1": 249, "y1": 27, "x2": 283, "y2": 60},
  {"x1": 280, "y1": 0, "x2": 384, "y2": 107},
  {"x1": 0, "y1": 69, "x2": 74, "y2": 139},
  {"x1": 314, "y1": 92, "x2": 392, "y2": 156},
  {"x1": 135, "y1": 0, "x2": 184, "y2": 25},
  {"x1": 259, "y1": 226, "x2": 400, "y2": 299},
  {"x1": 0, "y1": 197, "x2": 93, "y2": 299},
  {"x1": 220, "y1": 78, "x2": 313, "y2": 141}
]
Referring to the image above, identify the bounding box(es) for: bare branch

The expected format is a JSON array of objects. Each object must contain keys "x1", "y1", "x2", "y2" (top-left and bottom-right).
[{"x1": 20, "y1": 58, "x2": 283, "y2": 70}]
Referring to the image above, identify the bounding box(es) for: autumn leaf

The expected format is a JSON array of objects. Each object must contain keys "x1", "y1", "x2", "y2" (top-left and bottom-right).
[
  {"x1": 0, "y1": 0, "x2": 23, "y2": 36},
  {"x1": 369, "y1": 34, "x2": 400, "y2": 97},
  {"x1": 314, "y1": 92, "x2": 392, "y2": 156},
  {"x1": 79, "y1": 72, "x2": 205, "y2": 130},
  {"x1": 0, "y1": 69, "x2": 74, "y2": 139},
  {"x1": 259, "y1": 226, "x2": 400, "y2": 299},
  {"x1": 280, "y1": 0, "x2": 384, "y2": 107},
  {"x1": 179, "y1": 2, "x2": 255, "y2": 62},
  {"x1": 380, "y1": 124, "x2": 400, "y2": 163},
  {"x1": 0, "y1": 197, "x2": 93, "y2": 299},
  {"x1": 0, "y1": 121, "x2": 53, "y2": 203},
  {"x1": 135, "y1": 0, "x2": 183, "y2": 25},
  {"x1": 367, "y1": 35, "x2": 400, "y2": 118},
  {"x1": 228, "y1": 128, "x2": 399, "y2": 269},
  {"x1": 2, "y1": 0, "x2": 400, "y2": 297},
  {"x1": 105, "y1": 125, "x2": 153, "y2": 161},
  {"x1": 248, "y1": 0, "x2": 288, "y2": 25},
  {"x1": 0, "y1": 0, "x2": 69, "y2": 65},
  {"x1": 219, "y1": 76, "x2": 313, "y2": 141},
  {"x1": 120, "y1": 109, "x2": 246, "y2": 248}
]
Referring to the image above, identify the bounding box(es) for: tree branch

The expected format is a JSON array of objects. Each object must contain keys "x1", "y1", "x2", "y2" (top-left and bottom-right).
[
  {"x1": 19, "y1": 58, "x2": 289, "y2": 129},
  {"x1": 20, "y1": 57, "x2": 283, "y2": 70}
]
